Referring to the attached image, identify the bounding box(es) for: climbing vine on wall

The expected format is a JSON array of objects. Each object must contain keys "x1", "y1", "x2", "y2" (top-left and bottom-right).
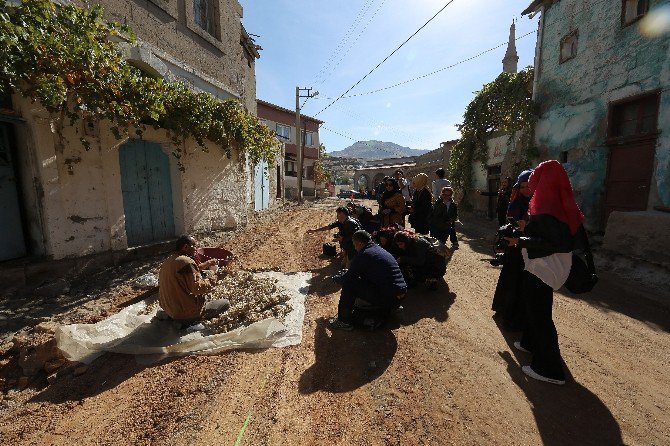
[
  {"x1": 0, "y1": 0, "x2": 279, "y2": 169},
  {"x1": 312, "y1": 143, "x2": 331, "y2": 186},
  {"x1": 449, "y1": 67, "x2": 538, "y2": 191}
]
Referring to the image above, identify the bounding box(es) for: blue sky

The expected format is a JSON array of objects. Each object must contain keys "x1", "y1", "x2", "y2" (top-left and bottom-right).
[{"x1": 240, "y1": 0, "x2": 539, "y2": 153}]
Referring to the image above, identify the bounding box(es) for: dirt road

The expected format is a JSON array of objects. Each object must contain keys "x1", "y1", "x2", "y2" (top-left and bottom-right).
[{"x1": 1, "y1": 201, "x2": 669, "y2": 445}]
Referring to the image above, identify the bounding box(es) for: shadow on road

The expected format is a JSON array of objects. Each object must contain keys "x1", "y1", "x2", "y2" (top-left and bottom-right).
[
  {"x1": 495, "y1": 319, "x2": 623, "y2": 446},
  {"x1": 298, "y1": 317, "x2": 397, "y2": 394}
]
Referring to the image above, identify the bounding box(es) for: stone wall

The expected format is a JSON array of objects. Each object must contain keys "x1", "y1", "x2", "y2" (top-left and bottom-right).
[
  {"x1": 533, "y1": 0, "x2": 670, "y2": 230},
  {"x1": 9, "y1": 95, "x2": 252, "y2": 260}
]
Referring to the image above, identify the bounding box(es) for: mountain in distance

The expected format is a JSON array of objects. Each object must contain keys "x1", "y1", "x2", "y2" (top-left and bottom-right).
[{"x1": 328, "y1": 140, "x2": 428, "y2": 160}]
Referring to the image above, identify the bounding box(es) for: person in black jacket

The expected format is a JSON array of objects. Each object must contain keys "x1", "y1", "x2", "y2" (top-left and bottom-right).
[
  {"x1": 393, "y1": 231, "x2": 446, "y2": 290},
  {"x1": 429, "y1": 187, "x2": 459, "y2": 249},
  {"x1": 330, "y1": 231, "x2": 407, "y2": 330},
  {"x1": 478, "y1": 177, "x2": 513, "y2": 227},
  {"x1": 491, "y1": 169, "x2": 533, "y2": 331},
  {"x1": 308, "y1": 207, "x2": 361, "y2": 266},
  {"x1": 504, "y1": 160, "x2": 585, "y2": 385},
  {"x1": 407, "y1": 173, "x2": 432, "y2": 235}
]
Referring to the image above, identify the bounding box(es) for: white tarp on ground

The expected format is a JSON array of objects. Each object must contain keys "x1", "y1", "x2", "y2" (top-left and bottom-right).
[{"x1": 55, "y1": 272, "x2": 311, "y2": 364}]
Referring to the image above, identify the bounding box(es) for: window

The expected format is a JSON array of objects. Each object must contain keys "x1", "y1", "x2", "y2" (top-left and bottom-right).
[
  {"x1": 622, "y1": 0, "x2": 649, "y2": 26},
  {"x1": 276, "y1": 124, "x2": 290, "y2": 141},
  {"x1": 559, "y1": 31, "x2": 578, "y2": 63},
  {"x1": 609, "y1": 92, "x2": 659, "y2": 139},
  {"x1": 302, "y1": 131, "x2": 314, "y2": 146},
  {"x1": 285, "y1": 160, "x2": 297, "y2": 176},
  {"x1": 193, "y1": 0, "x2": 219, "y2": 39}
]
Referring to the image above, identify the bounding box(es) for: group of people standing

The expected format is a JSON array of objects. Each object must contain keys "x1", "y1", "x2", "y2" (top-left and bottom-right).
[{"x1": 377, "y1": 168, "x2": 459, "y2": 249}]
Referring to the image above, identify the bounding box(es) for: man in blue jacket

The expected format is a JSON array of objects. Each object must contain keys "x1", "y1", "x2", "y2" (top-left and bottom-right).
[{"x1": 330, "y1": 230, "x2": 407, "y2": 330}]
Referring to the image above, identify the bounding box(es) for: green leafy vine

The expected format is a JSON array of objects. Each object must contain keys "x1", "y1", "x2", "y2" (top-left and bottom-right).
[
  {"x1": 0, "y1": 0, "x2": 279, "y2": 169},
  {"x1": 449, "y1": 67, "x2": 538, "y2": 191}
]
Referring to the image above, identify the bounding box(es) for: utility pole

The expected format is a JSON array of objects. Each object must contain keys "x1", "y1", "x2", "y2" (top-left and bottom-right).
[{"x1": 295, "y1": 86, "x2": 318, "y2": 203}]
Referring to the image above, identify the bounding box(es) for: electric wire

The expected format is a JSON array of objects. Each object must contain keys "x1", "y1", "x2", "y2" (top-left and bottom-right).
[
  {"x1": 311, "y1": 0, "x2": 376, "y2": 86},
  {"x1": 315, "y1": 0, "x2": 389, "y2": 88},
  {"x1": 314, "y1": 0, "x2": 458, "y2": 116}
]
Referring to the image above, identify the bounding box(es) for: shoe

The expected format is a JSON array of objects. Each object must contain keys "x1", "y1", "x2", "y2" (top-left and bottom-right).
[
  {"x1": 426, "y1": 279, "x2": 438, "y2": 291},
  {"x1": 522, "y1": 365, "x2": 566, "y2": 385},
  {"x1": 452, "y1": 244, "x2": 459, "y2": 250},
  {"x1": 514, "y1": 341, "x2": 531, "y2": 353},
  {"x1": 328, "y1": 317, "x2": 354, "y2": 331}
]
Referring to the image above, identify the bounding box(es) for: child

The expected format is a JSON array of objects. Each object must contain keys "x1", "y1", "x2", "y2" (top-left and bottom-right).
[{"x1": 429, "y1": 187, "x2": 459, "y2": 249}]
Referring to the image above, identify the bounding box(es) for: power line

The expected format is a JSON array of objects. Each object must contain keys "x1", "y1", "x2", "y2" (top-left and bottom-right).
[
  {"x1": 316, "y1": 0, "x2": 389, "y2": 88},
  {"x1": 311, "y1": 0, "x2": 376, "y2": 86},
  {"x1": 315, "y1": 0, "x2": 458, "y2": 116},
  {"x1": 340, "y1": 30, "x2": 536, "y2": 98}
]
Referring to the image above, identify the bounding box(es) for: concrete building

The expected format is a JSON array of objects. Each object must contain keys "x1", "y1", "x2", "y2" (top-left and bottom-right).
[
  {"x1": 257, "y1": 100, "x2": 323, "y2": 199},
  {"x1": 522, "y1": 0, "x2": 670, "y2": 264},
  {"x1": 0, "y1": 0, "x2": 268, "y2": 285}
]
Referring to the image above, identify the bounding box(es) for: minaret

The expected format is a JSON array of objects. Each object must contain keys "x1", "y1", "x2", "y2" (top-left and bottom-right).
[{"x1": 503, "y1": 19, "x2": 519, "y2": 74}]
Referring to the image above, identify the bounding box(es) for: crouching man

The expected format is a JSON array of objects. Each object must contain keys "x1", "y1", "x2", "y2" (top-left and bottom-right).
[
  {"x1": 158, "y1": 235, "x2": 230, "y2": 328},
  {"x1": 330, "y1": 230, "x2": 407, "y2": 331}
]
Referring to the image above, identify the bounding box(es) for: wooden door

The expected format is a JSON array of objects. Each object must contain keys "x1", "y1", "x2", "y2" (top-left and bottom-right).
[
  {"x1": 0, "y1": 123, "x2": 26, "y2": 260},
  {"x1": 604, "y1": 138, "x2": 655, "y2": 214},
  {"x1": 119, "y1": 140, "x2": 175, "y2": 246}
]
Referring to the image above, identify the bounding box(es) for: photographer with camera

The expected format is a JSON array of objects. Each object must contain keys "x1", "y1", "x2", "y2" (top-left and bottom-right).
[
  {"x1": 491, "y1": 170, "x2": 533, "y2": 332},
  {"x1": 504, "y1": 160, "x2": 585, "y2": 385}
]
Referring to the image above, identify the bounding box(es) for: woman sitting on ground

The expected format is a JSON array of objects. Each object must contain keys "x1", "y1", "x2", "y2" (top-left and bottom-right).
[
  {"x1": 393, "y1": 231, "x2": 446, "y2": 290},
  {"x1": 407, "y1": 173, "x2": 432, "y2": 235},
  {"x1": 379, "y1": 178, "x2": 406, "y2": 228}
]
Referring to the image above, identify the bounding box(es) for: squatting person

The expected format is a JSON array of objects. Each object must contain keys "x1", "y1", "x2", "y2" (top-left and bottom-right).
[{"x1": 308, "y1": 206, "x2": 362, "y2": 266}]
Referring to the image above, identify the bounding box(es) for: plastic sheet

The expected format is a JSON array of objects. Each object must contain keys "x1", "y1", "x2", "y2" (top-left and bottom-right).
[{"x1": 55, "y1": 272, "x2": 311, "y2": 364}]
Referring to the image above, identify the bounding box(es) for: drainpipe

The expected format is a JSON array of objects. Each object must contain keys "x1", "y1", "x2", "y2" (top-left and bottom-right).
[{"x1": 531, "y1": 5, "x2": 545, "y2": 101}]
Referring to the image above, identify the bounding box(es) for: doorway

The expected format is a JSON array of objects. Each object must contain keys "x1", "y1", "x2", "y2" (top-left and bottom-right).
[
  {"x1": 254, "y1": 159, "x2": 269, "y2": 210},
  {"x1": 0, "y1": 122, "x2": 27, "y2": 260},
  {"x1": 119, "y1": 140, "x2": 175, "y2": 247}
]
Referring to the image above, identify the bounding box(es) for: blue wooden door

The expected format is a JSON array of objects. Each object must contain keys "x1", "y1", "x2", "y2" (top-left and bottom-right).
[
  {"x1": 254, "y1": 159, "x2": 269, "y2": 210},
  {"x1": 0, "y1": 123, "x2": 26, "y2": 260},
  {"x1": 119, "y1": 140, "x2": 175, "y2": 246}
]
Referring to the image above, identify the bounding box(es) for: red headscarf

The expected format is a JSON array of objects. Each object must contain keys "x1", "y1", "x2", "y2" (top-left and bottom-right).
[{"x1": 528, "y1": 160, "x2": 584, "y2": 235}]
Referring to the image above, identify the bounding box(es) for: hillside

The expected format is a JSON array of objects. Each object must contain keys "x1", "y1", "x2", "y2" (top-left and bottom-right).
[{"x1": 329, "y1": 140, "x2": 427, "y2": 160}]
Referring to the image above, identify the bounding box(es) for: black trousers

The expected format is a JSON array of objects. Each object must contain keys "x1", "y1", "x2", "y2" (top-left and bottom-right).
[
  {"x1": 520, "y1": 271, "x2": 565, "y2": 380},
  {"x1": 492, "y1": 248, "x2": 525, "y2": 328},
  {"x1": 338, "y1": 277, "x2": 397, "y2": 324}
]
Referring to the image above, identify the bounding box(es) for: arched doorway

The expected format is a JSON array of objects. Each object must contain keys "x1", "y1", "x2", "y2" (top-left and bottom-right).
[
  {"x1": 373, "y1": 173, "x2": 386, "y2": 187},
  {"x1": 357, "y1": 174, "x2": 369, "y2": 193}
]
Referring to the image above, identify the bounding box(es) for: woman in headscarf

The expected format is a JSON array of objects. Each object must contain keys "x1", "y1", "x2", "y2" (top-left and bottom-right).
[
  {"x1": 407, "y1": 173, "x2": 432, "y2": 235},
  {"x1": 379, "y1": 178, "x2": 406, "y2": 227},
  {"x1": 505, "y1": 160, "x2": 584, "y2": 385},
  {"x1": 478, "y1": 176, "x2": 513, "y2": 227},
  {"x1": 492, "y1": 169, "x2": 533, "y2": 331}
]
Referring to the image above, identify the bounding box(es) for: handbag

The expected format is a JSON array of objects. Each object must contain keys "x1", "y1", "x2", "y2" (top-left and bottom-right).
[{"x1": 564, "y1": 226, "x2": 598, "y2": 294}]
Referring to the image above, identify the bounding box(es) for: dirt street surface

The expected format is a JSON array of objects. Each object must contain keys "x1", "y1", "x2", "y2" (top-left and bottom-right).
[{"x1": 1, "y1": 201, "x2": 669, "y2": 445}]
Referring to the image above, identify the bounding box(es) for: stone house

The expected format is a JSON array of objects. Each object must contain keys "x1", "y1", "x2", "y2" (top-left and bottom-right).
[
  {"x1": 405, "y1": 141, "x2": 455, "y2": 188},
  {"x1": 0, "y1": 0, "x2": 271, "y2": 285},
  {"x1": 353, "y1": 157, "x2": 417, "y2": 192},
  {"x1": 256, "y1": 99, "x2": 323, "y2": 199},
  {"x1": 522, "y1": 0, "x2": 670, "y2": 264}
]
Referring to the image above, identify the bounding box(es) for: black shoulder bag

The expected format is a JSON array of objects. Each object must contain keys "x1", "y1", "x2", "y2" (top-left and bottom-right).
[{"x1": 564, "y1": 226, "x2": 598, "y2": 294}]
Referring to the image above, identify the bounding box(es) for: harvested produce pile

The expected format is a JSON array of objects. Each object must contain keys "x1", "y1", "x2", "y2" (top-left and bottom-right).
[{"x1": 203, "y1": 271, "x2": 292, "y2": 334}]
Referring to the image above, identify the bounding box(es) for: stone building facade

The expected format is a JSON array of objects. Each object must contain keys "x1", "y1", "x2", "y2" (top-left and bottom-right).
[
  {"x1": 523, "y1": 0, "x2": 670, "y2": 232},
  {"x1": 0, "y1": 0, "x2": 262, "y2": 278},
  {"x1": 405, "y1": 141, "x2": 454, "y2": 185},
  {"x1": 256, "y1": 100, "x2": 323, "y2": 199}
]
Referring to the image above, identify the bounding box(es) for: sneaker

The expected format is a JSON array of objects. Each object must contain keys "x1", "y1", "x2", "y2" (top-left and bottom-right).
[
  {"x1": 514, "y1": 341, "x2": 531, "y2": 353},
  {"x1": 452, "y1": 244, "x2": 459, "y2": 250},
  {"x1": 522, "y1": 365, "x2": 566, "y2": 385},
  {"x1": 328, "y1": 317, "x2": 354, "y2": 331}
]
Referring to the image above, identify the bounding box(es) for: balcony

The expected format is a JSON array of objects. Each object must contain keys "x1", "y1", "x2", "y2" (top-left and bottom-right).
[{"x1": 285, "y1": 143, "x2": 318, "y2": 159}]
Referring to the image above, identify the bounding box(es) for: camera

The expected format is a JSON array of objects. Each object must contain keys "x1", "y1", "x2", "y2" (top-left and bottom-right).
[{"x1": 494, "y1": 219, "x2": 522, "y2": 253}]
